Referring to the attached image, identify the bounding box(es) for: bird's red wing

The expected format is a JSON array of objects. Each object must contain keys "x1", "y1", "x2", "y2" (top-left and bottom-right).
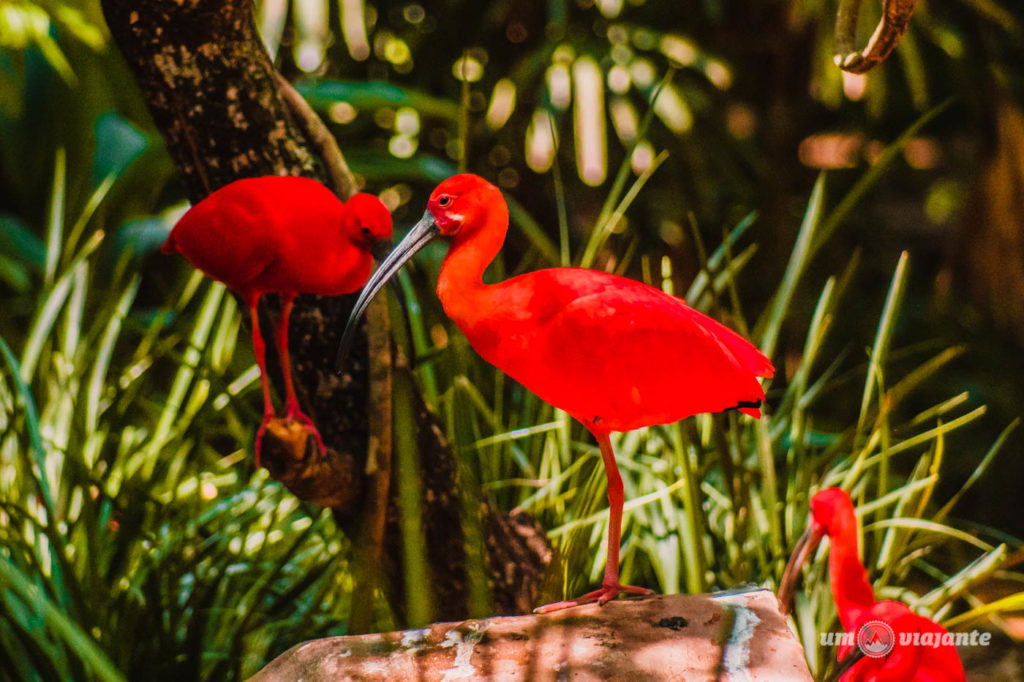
[
  {"x1": 167, "y1": 196, "x2": 276, "y2": 293},
  {"x1": 507, "y1": 267, "x2": 773, "y2": 378},
  {"x1": 474, "y1": 269, "x2": 771, "y2": 431},
  {"x1": 220, "y1": 178, "x2": 368, "y2": 295},
  {"x1": 683, "y1": 309, "x2": 774, "y2": 379},
  {"x1": 164, "y1": 177, "x2": 359, "y2": 296}
]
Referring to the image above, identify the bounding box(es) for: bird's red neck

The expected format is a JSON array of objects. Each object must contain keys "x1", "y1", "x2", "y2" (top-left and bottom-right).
[
  {"x1": 435, "y1": 192, "x2": 509, "y2": 329},
  {"x1": 825, "y1": 513, "x2": 876, "y2": 630}
]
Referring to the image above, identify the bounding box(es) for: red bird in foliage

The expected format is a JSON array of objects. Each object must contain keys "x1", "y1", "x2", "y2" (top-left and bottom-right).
[
  {"x1": 163, "y1": 176, "x2": 393, "y2": 464},
  {"x1": 338, "y1": 173, "x2": 773, "y2": 611},
  {"x1": 778, "y1": 488, "x2": 966, "y2": 681}
]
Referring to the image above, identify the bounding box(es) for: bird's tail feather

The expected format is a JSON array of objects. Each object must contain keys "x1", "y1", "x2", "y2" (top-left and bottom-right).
[{"x1": 731, "y1": 400, "x2": 762, "y2": 419}]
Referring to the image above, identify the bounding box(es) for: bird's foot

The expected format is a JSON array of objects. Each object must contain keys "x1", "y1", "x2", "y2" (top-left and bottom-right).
[
  {"x1": 283, "y1": 408, "x2": 326, "y2": 457},
  {"x1": 533, "y1": 582, "x2": 654, "y2": 614}
]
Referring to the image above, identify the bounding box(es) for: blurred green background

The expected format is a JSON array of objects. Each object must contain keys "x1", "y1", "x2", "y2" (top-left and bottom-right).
[{"x1": 1, "y1": 0, "x2": 1022, "y2": 679}]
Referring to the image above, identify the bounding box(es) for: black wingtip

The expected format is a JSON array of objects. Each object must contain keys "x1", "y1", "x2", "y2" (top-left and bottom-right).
[{"x1": 725, "y1": 399, "x2": 762, "y2": 413}]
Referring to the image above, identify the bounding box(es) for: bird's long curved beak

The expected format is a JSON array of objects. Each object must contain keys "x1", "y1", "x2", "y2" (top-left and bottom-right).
[
  {"x1": 777, "y1": 521, "x2": 825, "y2": 615},
  {"x1": 368, "y1": 239, "x2": 409, "y2": 307},
  {"x1": 335, "y1": 210, "x2": 440, "y2": 371},
  {"x1": 826, "y1": 646, "x2": 867, "y2": 682},
  {"x1": 370, "y1": 239, "x2": 418, "y2": 367}
]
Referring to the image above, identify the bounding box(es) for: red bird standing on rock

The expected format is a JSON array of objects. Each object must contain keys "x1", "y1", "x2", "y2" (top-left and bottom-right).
[
  {"x1": 338, "y1": 173, "x2": 773, "y2": 612},
  {"x1": 777, "y1": 488, "x2": 966, "y2": 681},
  {"x1": 164, "y1": 176, "x2": 393, "y2": 464}
]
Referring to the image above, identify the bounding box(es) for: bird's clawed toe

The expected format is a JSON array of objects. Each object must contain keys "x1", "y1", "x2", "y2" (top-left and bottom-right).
[
  {"x1": 283, "y1": 408, "x2": 326, "y2": 457},
  {"x1": 255, "y1": 410, "x2": 327, "y2": 467},
  {"x1": 533, "y1": 582, "x2": 655, "y2": 614}
]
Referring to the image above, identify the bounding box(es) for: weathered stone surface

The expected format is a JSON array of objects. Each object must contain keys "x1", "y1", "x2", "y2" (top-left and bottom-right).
[
  {"x1": 251, "y1": 591, "x2": 812, "y2": 681},
  {"x1": 714, "y1": 590, "x2": 813, "y2": 681}
]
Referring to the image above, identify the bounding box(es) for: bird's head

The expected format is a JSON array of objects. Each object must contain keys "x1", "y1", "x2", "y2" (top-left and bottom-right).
[
  {"x1": 334, "y1": 173, "x2": 505, "y2": 370},
  {"x1": 342, "y1": 193, "x2": 394, "y2": 260},
  {"x1": 809, "y1": 487, "x2": 857, "y2": 537},
  {"x1": 777, "y1": 488, "x2": 855, "y2": 614},
  {"x1": 426, "y1": 173, "x2": 505, "y2": 240}
]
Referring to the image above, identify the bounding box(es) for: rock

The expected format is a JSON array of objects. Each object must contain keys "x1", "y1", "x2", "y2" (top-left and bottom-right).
[{"x1": 250, "y1": 590, "x2": 812, "y2": 681}]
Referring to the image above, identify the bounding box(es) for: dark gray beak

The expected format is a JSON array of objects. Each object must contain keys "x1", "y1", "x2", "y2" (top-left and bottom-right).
[
  {"x1": 826, "y1": 647, "x2": 868, "y2": 681},
  {"x1": 335, "y1": 211, "x2": 440, "y2": 371},
  {"x1": 368, "y1": 238, "x2": 408, "y2": 313}
]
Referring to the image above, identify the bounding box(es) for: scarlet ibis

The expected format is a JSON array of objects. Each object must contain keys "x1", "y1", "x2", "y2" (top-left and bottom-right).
[
  {"x1": 338, "y1": 173, "x2": 773, "y2": 611},
  {"x1": 777, "y1": 488, "x2": 965, "y2": 681},
  {"x1": 163, "y1": 176, "x2": 393, "y2": 464}
]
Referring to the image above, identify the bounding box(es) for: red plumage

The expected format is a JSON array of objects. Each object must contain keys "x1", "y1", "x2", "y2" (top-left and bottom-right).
[
  {"x1": 430, "y1": 175, "x2": 773, "y2": 437},
  {"x1": 164, "y1": 176, "x2": 390, "y2": 299},
  {"x1": 778, "y1": 488, "x2": 965, "y2": 681},
  {"x1": 164, "y1": 176, "x2": 392, "y2": 464},
  {"x1": 461, "y1": 268, "x2": 771, "y2": 429},
  {"x1": 342, "y1": 173, "x2": 772, "y2": 611}
]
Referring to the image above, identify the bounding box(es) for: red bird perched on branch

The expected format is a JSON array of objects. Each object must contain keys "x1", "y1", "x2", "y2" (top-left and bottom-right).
[
  {"x1": 163, "y1": 176, "x2": 393, "y2": 464},
  {"x1": 338, "y1": 173, "x2": 773, "y2": 612},
  {"x1": 777, "y1": 488, "x2": 966, "y2": 681}
]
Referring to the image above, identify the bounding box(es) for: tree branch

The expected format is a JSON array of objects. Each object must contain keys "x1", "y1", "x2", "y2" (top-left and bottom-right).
[{"x1": 834, "y1": 0, "x2": 918, "y2": 74}]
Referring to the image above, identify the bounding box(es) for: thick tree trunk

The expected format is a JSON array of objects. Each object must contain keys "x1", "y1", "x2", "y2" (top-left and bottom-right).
[{"x1": 100, "y1": 0, "x2": 550, "y2": 623}]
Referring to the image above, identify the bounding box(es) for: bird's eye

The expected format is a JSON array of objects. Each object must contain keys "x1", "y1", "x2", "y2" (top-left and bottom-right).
[
  {"x1": 438, "y1": 195, "x2": 452, "y2": 207},
  {"x1": 361, "y1": 226, "x2": 371, "y2": 236}
]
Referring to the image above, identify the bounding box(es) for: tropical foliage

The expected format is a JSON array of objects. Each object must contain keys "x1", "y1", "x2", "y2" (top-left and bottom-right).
[{"x1": 1, "y1": 0, "x2": 1022, "y2": 678}]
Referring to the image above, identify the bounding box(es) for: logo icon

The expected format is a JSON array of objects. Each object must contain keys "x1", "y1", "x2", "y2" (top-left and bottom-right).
[{"x1": 857, "y1": 620, "x2": 895, "y2": 658}]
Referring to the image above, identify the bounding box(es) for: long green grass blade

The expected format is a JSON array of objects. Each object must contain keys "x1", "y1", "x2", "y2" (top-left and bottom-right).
[
  {"x1": 44, "y1": 149, "x2": 66, "y2": 287},
  {"x1": 393, "y1": 369, "x2": 434, "y2": 626},
  {"x1": 86, "y1": 277, "x2": 140, "y2": 437},
  {"x1": 20, "y1": 231, "x2": 105, "y2": 383},
  {"x1": 934, "y1": 418, "x2": 1019, "y2": 524},
  {"x1": 684, "y1": 212, "x2": 757, "y2": 303},
  {"x1": 579, "y1": 69, "x2": 673, "y2": 268},
  {"x1": 0, "y1": 558, "x2": 124, "y2": 682},
  {"x1": 857, "y1": 252, "x2": 909, "y2": 440},
  {"x1": 579, "y1": 150, "x2": 669, "y2": 268},
  {"x1": 941, "y1": 591, "x2": 1024, "y2": 630},
  {"x1": 64, "y1": 173, "x2": 117, "y2": 262},
  {"x1": 759, "y1": 172, "x2": 824, "y2": 358},
  {"x1": 862, "y1": 518, "x2": 994, "y2": 552}
]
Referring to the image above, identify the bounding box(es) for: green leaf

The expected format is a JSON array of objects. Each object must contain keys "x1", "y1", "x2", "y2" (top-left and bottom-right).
[
  {"x1": 0, "y1": 558, "x2": 124, "y2": 682},
  {"x1": 0, "y1": 213, "x2": 46, "y2": 266},
  {"x1": 92, "y1": 111, "x2": 148, "y2": 185},
  {"x1": 299, "y1": 80, "x2": 460, "y2": 121}
]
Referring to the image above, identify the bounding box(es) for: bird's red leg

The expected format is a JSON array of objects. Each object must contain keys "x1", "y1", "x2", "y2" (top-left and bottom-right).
[
  {"x1": 535, "y1": 429, "x2": 654, "y2": 613},
  {"x1": 248, "y1": 295, "x2": 275, "y2": 467},
  {"x1": 274, "y1": 294, "x2": 326, "y2": 456}
]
